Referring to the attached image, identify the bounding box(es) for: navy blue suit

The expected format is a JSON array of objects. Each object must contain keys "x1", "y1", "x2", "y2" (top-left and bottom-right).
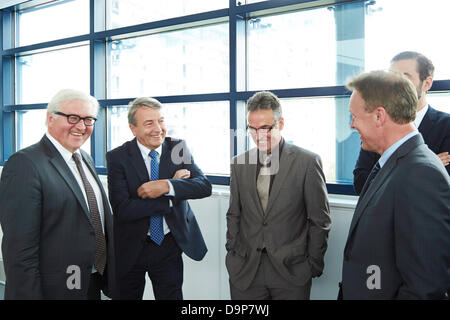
[
  {"x1": 353, "y1": 106, "x2": 450, "y2": 194},
  {"x1": 106, "y1": 137, "x2": 211, "y2": 299},
  {"x1": 343, "y1": 135, "x2": 450, "y2": 299}
]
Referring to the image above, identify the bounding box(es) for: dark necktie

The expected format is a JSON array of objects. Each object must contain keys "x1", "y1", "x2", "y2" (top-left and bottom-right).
[
  {"x1": 367, "y1": 161, "x2": 381, "y2": 187},
  {"x1": 149, "y1": 150, "x2": 164, "y2": 245},
  {"x1": 72, "y1": 153, "x2": 107, "y2": 275}
]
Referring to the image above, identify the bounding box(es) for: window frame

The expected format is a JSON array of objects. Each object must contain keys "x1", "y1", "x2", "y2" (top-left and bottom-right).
[{"x1": 2, "y1": 0, "x2": 450, "y2": 195}]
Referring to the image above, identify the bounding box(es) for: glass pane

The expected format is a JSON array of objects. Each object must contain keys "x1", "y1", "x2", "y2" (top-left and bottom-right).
[
  {"x1": 17, "y1": 0, "x2": 89, "y2": 47},
  {"x1": 427, "y1": 92, "x2": 450, "y2": 114},
  {"x1": 108, "y1": 23, "x2": 228, "y2": 98},
  {"x1": 248, "y1": 96, "x2": 357, "y2": 184},
  {"x1": 107, "y1": 0, "x2": 228, "y2": 29},
  {"x1": 108, "y1": 101, "x2": 230, "y2": 175},
  {"x1": 16, "y1": 109, "x2": 91, "y2": 154},
  {"x1": 365, "y1": 0, "x2": 450, "y2": 80},
  {"x1": 17, "y1": 46, "x2": 90, "y2": 104},
  {"x1": 247, "y1": 7, "x2": 339, "y2": 90}
]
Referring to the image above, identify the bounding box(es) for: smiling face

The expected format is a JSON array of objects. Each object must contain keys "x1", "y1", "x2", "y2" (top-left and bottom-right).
[
  {"x1": 129, "y1": 106, "x2": 166, "y2": 150},
  {"x1": 247, "y1": 108, "x2": 284, "y2": 153},
  {"x1": 349, "y1": 90, "x2": 380, "y2": 153},
  {"x1": 47, "y1": 99, "x2": 94, "y2": 153}
]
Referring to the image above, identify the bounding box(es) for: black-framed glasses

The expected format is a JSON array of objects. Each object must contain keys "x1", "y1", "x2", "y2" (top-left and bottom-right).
[
  {"x1": 54, "y1": 112, "x2": 97, "y2": 126},
  {"x1": 246, "y1": 122, "x2": 277, "y2": 135}
]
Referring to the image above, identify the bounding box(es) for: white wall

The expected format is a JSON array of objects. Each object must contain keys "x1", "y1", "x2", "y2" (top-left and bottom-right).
[{"x1": 0, "y1": 168, "x2": 357, "y2": 299}]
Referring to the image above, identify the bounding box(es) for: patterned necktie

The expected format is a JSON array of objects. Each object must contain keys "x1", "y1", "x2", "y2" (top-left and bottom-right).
[
  {"x1": 257, "y1": 154, "x2": 271, "y2": 214},
  {"x1": 367, "y1": 161, "x2": 381, "y2": 187},
  {"x1": 149, "y1": 150, "x2": 164, "y2": 245},
  {"x1": 72, "y1": 153, "x2": 107, "y2": 275}
]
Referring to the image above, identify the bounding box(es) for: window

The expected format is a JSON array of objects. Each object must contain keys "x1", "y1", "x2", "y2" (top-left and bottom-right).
[
  {"x1": 16, "y1": 0, "x2": 89, "y2": 47},
  {"x1": 2, "y1": 0, "x2": 450, "y2": 194},
  {"x1": 108, "y1": 23, "x2": 229, "y2": 98},
  {"x1": 16, "y1": 45, "x2": 89, "y2": 104},
  {"x1": 106, "y1": 0, "x2": 228, "y2": 29},
  {"x1": 108, "y1": 102, "x2": 230, "y2": 175}
]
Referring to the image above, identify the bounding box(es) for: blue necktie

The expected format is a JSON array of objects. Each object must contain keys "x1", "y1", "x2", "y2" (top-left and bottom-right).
[
  {"x1": 149, "y1": 150, "x2": 164, "y2": 245},
  {"x1": 367, "y1": 161, "x2": 381, "y2": 187}
]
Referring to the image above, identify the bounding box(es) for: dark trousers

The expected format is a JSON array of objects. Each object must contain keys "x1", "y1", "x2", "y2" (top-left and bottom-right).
[
  {"x1": 87, "y1": 272, "x2": 106, "y2": 300},
  {"x1": 119, "y1": 233, "x2": 184, "y2": 300}
]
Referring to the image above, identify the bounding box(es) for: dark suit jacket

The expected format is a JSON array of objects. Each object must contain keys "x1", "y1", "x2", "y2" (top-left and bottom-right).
[
  {"x1": 106, "y1": 137, "x2": 211, "y2": 282},
  {"x1": 353, "y1": 106, "x2": 450, "y2": 194},
  {"x1": 0, "y1": 135, "x2": 117, "y2": 299},
  {"x1": 226, "y1": 142, "x2": 331, "y2": 291},
  {"x1": 342, "y1": 134, "x2": 450, "y2": 299}
]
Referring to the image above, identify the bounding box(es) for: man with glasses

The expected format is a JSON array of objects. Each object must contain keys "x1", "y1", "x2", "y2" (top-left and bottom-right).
[
  {"x1": 226, "y1": 91, "x2": 331, "y2": 300},
  {"x1": 0, "y1": 89, "x2": 117, "y2": 300}
]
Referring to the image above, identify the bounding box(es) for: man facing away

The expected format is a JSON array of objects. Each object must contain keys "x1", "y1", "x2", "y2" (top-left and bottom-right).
[
  {"x1": 341, "y1": 70, "x2": 450, "y2": 299},
  {"x1": 106, "y1": 97, "x2": 211, "y2": 300},
  {"x1": 0, "y1": 89, "x2": 117, "y2": 299},
  {"x1": 353, "y1": 51, "x2": 450, "y2": 194},
  {"x1": 226, "y1": 91, "x2": 331, "y2": 300}
]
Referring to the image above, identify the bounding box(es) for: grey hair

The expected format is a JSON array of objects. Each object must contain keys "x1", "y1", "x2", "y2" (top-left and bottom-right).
[
  {"x1": 128, "y1": 97, "x2": 163, "y2": 126},
  {"x1": 46, "y1": 89, "x2": 99, "y2": 125},
  {"x1": 246, "y1": 91, "x2": 282, "y2": 121}
]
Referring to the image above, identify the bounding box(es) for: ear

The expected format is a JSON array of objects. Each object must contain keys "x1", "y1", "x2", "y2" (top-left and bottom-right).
[
  {"x1": 422, "y1": 76, "x2": 433, "y2": 92},
  {"x1": 47, "y1": 112, "x2": 54, "y2": 127},
  {"x1": 277, "y1": 117, "x2": 284, "y2": 131},
  {"x1": 129, "y1": 123, "x2": 137, "y2": 137},
  {"x1": 374, "y1": 107, "x2": 387, "y2": 127}
]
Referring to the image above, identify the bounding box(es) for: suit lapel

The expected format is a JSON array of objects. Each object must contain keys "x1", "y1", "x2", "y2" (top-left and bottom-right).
[
  {"x1": 264, "y1": 144, "x2": 295, "y2": 216},
  {"x1": 42, "y1": 136, "x2": 91, "y2": 221},
  {"x1": 345, "y1": 134, "x2": 424, "y2": 249},
  {"x1": 159, "y1": 141, "x2": 171, "y2": 179},
  {"x1": 128, "y1": 138, "x2": 150, "y2": 184},
  {"x1": 417, "y1": 106, "x2": 434, "y2": 141},
  {"x1": 242, "y1": 148, "x2": 262, "y2": 214}
]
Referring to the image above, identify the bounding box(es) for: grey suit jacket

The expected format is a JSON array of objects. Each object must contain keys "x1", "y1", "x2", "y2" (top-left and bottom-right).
[
  {"x1": 0, "y1": 135, "x2": 117, "y2": 299},
  {"x1": 226, "y1": 141, "x2": 331, "y2": 291},
  {"x1": 342, "y1": 134, "x2": 450, "y2": 299}
]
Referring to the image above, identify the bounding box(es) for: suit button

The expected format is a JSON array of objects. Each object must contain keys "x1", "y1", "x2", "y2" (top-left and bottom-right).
[{"x1": 263, "y1": 222, "x2": 267, "y2": 226}]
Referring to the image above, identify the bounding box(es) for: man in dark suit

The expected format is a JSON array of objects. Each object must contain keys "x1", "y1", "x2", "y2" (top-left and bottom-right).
[
  {"x1": 106, "y1": 97, "x2": 211, "y2": 300},
  {"x1": 226, "y1": 91, "x2": 331, "y2": 300},
  {"x1": 0, "y1": 89, "x2": 117, "y2": 300},
  {"x1": 341, "y1": 70, "x2": 450, "y2": 299},
  {"x1": 353, "y1": 51, "x2": 450, "y2": 194}
]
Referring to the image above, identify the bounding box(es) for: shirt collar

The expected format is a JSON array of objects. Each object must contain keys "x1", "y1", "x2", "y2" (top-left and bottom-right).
[
  {"x1": 379, "y1": 130, "x2": 419, "y2": 168},
  {"x1": 136, "y1": 139, "x2": 163, "y2": 159},
  {"x1": 46, "y1": 132, "x2": 81, "y2": 163},
  {"x1": 414, "y1": 104, "x2": 429, "y2": 128}
]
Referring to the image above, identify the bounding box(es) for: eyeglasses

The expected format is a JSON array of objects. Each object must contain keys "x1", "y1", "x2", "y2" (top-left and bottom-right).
[
  {"x1": 54, "y1": 112, "x2": 97, "y2": 126},
  {"x1": 246, "y1": 122, "x2": 277, "y2": 135}
]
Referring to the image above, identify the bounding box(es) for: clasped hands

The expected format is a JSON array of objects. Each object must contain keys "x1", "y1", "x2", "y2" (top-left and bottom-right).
[{"x1": 137, "y1": 169, "x2": 190, "y2": 199}]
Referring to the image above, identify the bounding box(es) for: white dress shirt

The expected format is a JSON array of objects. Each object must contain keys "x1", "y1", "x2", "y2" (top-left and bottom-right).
[
  {"x1": 135, "y1": 139, "x2": 174, "y2": 236},
  {"x1": 46, "y1": 132, "x2": 105, "y2": 233},
  {"x1": 414, "y1": 104, "x2": 428, "y2": 129}
]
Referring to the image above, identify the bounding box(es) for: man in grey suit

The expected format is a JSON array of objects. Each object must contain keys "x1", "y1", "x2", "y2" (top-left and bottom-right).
[
  {"x1": 341, "y1": 70, "x2": 450, "y2": 299},
  {"x1": 226, "y1": 91, "x2": 331, "y2": 300},
  {"x1": 0, "y1": 89, "x2": 117, "y2": 299}
]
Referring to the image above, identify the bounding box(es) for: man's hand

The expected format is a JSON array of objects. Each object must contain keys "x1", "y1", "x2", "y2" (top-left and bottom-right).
[
  {"x1": 137, "y1": 180, "x2": 170, "y2": 199},
  {"x1": 172, "y1": 169, "x2": 190, "y2": 179},
  {"x1": 437, "y1": 152, "x2": 450, "y2": 167}
]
